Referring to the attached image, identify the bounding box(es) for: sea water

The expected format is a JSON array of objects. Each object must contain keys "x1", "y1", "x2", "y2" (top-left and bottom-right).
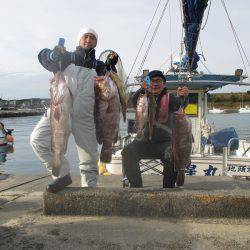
[{"x1": 0, "y1": 113, "x2": 250, "y2": 175}]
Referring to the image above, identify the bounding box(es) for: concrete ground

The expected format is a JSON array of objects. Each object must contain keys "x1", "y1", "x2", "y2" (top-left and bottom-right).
[{"x1": 0, "y1": 173, "x2": 250, "y2": 249}]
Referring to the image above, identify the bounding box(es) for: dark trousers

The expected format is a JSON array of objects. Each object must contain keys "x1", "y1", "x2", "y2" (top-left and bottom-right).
[{"x1": 121, "y1": 138, "x2": 176, "y2": 188}]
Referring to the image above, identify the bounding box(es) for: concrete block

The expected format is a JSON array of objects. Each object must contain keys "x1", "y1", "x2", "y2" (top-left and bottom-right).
[{"x1": 44, "y1": 187, "x2": 250, "y2": 218}]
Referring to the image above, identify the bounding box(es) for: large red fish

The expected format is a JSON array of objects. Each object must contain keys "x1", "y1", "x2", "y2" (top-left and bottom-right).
[
  {"x1": 109, "y1": 72, "x2": 127, "y2": 122},
  {"x1": 50, "y1": 72, "x2": 72, "y2": 177},
  {"x1": 95, "y1": 73, "x2": 122, "y2": 163},
  {"x1": 148, "y1": 91, "x2": 157, "y2": 140},
  {"x1": 172, "y1": 107, "x2": 192, "y2": 186}
]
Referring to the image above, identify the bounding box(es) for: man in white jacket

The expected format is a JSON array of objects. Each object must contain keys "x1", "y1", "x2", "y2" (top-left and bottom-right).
[{"x1": 30, "y1": 28, "x2": 117, "y2": 192}]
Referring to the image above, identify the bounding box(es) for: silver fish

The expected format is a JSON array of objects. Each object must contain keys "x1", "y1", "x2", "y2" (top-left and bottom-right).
[
  {"x1": 50, "y1": 72, "x2": 72, "y2": 177},
  {"x1": 135, "y1": 93, "x2": 148, "y2": 139}
]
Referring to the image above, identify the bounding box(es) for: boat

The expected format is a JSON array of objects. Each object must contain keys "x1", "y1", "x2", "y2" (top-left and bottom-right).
[
  {"x1": 238, "y1": 107, "x2": 250, "y2": 113},
  {"x1": 0, "y1": 123, "x2": 14, "y2": 164},
  {"x1": 238, "y1": 93, "x2": 250, "y2": 113},
  {"x1": 106, "y1": 0, "x2": 250, "y2": 179},
  {"x1": 208, "y1": 107, "x2": 224, "y2": 114},
  {"x1": 0, "y1": 122, "x2": 14, "y2": 147}
]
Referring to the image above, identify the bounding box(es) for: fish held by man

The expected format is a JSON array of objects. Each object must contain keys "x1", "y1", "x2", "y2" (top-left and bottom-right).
[
  {"x1": 95, "y1": 73, "x2": 121, "y2": 163},
  {"x1": 109, "y1": 72, "x2": 127, "y2": 122},
  {"x1": 50, "y1": 72, "x2": 72, "y2": 177},
  {"x1": 172, "y1": 106, "x2": 192, "y2": 186},
  {"x1": 148, "y1": 91, "x2": 157, "y2": 140},
  {"x1": 135, "y1": 93, "x2": 148, "y2": 140}
]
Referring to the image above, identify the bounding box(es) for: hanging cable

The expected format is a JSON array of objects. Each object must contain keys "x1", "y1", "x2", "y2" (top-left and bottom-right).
[
  {"x1": 178, "y1": 0, "x2": 185, "y2": 62},
  {"x1": 198, "y1": 35, "x2": 212, "y2": 73},
  {"x1": 168, "y1": 1, "x2": 173, "y2": 67},
  {"x1": 221, "y1": 0, "x2": 250, "y2": 67},
  {"x1": 199, "y1": 58, "x2": 212, "y2": 74},
  {"x1": 136, "y1": 0, "x2": 170, "y2": 77},
  {"x1": 201, "y1": 0, "x2": 212, "y2": 30},
  {"x1": 221, "y1": 0, "x2": 249, "y2": 76},
  {"x1": 198, "y1": 36, "x2": 206, "y2": 61},
  {"x1": 158, "y1": 45, "x2": 181, "y2": 70},
  {"x1": 125, "y1": 0, "x2": 162, "y2": 84}
]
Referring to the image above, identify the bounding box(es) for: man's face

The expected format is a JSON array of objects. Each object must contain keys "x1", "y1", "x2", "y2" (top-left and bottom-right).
[
  {"x1": 79, "y1": 33, "x2": 97, "y2": 49},
  {"x1": 150, "y1": 76, "x2": 165, "y2": 95}
]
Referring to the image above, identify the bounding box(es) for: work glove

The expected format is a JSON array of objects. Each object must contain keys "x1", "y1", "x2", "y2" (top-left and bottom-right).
[
  {"x1": 50, "y1": 46, "x2": 74, "y2": 69},
  {"x1": 105, "y1": 51, "x2": 118, "y2": 72},
  {"x1": 49, "y1": 45, "x2": 66, "y2": 62},
  {"x1": 38, "y1": 46, "x2": 74, "y2": 72}
]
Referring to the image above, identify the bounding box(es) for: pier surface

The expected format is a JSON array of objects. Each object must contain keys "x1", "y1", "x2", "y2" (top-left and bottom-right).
[{"x1": 0, "y1": 174, "x2": 250, "y2": 249}]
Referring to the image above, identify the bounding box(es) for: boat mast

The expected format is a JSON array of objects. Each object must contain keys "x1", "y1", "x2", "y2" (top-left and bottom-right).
[{"x1": 181, "y1": 0, "x2": 208, "y2": 72}]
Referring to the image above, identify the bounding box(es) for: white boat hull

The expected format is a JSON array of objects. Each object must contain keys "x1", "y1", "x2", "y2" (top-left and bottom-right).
[
  {"x1": 238, "y1": 108, "x2": 250, "y2": 113},
  {"x1": 208, "y1": 108, "x2": 224, "y2": 114},
  {"x1": 106, "y1": 151, "x2": 250, "y2": 177}
]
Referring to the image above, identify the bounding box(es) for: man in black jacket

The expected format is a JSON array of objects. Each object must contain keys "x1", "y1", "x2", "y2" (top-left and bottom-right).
[{"x1": 122, "y1": 70, "x2": 189, "y2": 188}]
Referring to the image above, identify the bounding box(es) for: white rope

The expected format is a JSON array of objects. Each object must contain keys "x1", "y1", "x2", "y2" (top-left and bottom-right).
[
  {"x1": 199, "y1": 58, "x2": 212, "y2": 74},
  {"x1": 221, "y1": 0, "x2": 249, "y2": 77},
  {"x1": 158, "y1": 45, "x2": 181, "y2": 70},
  {"x1": 125, "y1": 0, "x2": 163, "y2": 85},
  {"x1": 168, "y1": 0, "x2": 173, "y2": 66},
  {"x1": 136, "y1": 0, "x2": 170, "y2": 77},
  {"x1": 201, "y1": 0, "x2": 212, "y2": 30}
]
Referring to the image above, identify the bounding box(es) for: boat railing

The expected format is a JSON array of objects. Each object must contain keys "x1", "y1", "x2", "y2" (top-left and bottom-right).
[
  {"x1": 227, "y1": 137, "x2": 239, "y2": 156},
  {"x1": 228, "y1": 137, "x2": 250, "y2": 157}
]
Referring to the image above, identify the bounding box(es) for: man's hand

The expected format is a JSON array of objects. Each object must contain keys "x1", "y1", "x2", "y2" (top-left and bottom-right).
[
  {"x1": 108, "y1": 51, "x2": 117, "y2": 60},
  {"x1": 177, "y1": 85, "x2": 189, "y2": 97},
  {"x1": 50, "y1": 45, "x2": 66, "y2": 62},
  {"x1": 106, "y1": 51, "x2": 118, "y2": 67},
  {"x1": 141, "y1": 81, "x2": 147, "y2": 90}
]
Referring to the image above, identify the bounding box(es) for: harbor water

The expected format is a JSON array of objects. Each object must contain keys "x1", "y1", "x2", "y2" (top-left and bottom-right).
[{"x1": 0, "y1": 112, "x2": 250, "y2": 175}]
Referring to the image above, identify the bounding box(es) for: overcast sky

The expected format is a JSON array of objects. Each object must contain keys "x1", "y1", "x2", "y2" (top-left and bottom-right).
[{"x1": 0, "y1": 0, "x2": 250, "y2": 99}]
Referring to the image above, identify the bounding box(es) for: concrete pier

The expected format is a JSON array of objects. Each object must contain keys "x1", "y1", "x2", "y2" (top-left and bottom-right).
[
  {"x1": 1, "y1": 174, "x2": 250, "y2": 249},
  {"x1": 44, "y1": 176, "x2": 250, "y2": 218}
]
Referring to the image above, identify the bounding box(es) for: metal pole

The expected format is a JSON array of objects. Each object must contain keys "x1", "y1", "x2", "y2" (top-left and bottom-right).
[{"x1": 222, "y1": 147, "x2": 228, "y2": 176}]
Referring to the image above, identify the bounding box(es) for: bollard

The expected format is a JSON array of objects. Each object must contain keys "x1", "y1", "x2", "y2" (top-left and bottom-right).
[{"x1": 222, "y1": 147, "x2": 228, "y2": 176}]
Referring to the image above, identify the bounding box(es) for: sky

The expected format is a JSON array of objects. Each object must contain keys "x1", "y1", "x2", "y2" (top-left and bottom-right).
[{"x1": 0, "y1": 0, "x2": 250, "y2": 99}]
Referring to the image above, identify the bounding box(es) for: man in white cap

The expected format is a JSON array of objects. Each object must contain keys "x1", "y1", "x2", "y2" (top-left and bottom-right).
[{"x1": 30, "y1": 28, "x2": 118, "y2": 192}]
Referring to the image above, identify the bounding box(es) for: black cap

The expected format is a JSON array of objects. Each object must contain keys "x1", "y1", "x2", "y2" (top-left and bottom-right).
[{"x1": 148, "y1": 70, "x2": 166, "y2": 81}]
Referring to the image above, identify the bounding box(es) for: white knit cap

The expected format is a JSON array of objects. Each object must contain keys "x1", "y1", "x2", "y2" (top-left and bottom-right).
[{"x1": 76, "y1": 28, "x2": 98, "y2": 45}]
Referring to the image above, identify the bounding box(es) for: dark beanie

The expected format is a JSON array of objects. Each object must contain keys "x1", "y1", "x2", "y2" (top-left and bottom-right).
[{"x1": 148, "y1": 70, "x2": 166, "y2": 81}]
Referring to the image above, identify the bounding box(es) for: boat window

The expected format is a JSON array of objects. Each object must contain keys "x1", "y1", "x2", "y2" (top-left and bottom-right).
[{"x1": 185, "y1": 93, "x2": 198, "y2": 117}]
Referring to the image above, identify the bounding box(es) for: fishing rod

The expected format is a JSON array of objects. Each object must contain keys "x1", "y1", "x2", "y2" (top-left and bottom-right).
[{"x1": 0, "y1": 174, "x2": 51, "y2": 193}]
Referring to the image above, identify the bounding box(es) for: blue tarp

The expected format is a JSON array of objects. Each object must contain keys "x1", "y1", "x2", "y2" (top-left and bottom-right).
[
  {"x1": 181, "y1": 0, "x2": 208, "y2": 71},
  {"x1": 208, "y1": 127, "x2": 239, "y2": 153}
]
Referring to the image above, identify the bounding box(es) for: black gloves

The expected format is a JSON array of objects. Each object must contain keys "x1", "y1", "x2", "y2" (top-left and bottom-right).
[
  {"x1": 74, "y1": 47, "x2": 106, "y2": 75},
  {"x1": 105, "y1": 52, "x2": 118, "y2": 72},
  {"x1": 38, "y1": 47, "x2": 74, "y2": 72},
  {"x1": 38, "y1": 45, "x2": 118, "y2": 75}
]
